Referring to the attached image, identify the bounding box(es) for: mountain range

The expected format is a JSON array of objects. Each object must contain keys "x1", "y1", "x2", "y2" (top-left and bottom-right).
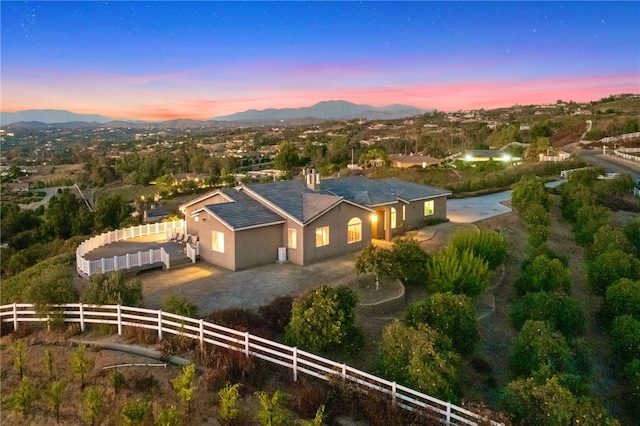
[{"x1": 0, "y1": 101, "x2": 429, "y2": 127}]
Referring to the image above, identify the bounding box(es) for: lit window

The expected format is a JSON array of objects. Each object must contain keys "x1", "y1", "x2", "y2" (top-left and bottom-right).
[
  {"x1": 424, "y1": 200, "x2": 434, "y2": 216},
  {"x1": 288, "y1": 228, "x2": 297, "y2": 249},
  {"x1": 390, "y1": 207, "x2": 397, "y2": 229},
  {"x1": 316, "y1": 226, "x2": 329, "y2": 247},
  {"x1": 212, "y1": 231, "x2": 224, "y2": 253},
  {"x1": 347, "y1": 218, "x2": 362, "y2": 243}
]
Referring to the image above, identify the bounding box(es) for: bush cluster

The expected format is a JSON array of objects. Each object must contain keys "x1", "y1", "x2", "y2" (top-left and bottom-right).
[
  {"x1": 499, "y1": 174, "x2": 619, "y2": 424},
  {"x1": 558, "y1": 169, "x2": 640, "y2": 417}
]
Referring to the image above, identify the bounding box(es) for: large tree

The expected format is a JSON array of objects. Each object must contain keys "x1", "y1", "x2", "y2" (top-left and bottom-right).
[{"x1": 274, "y1": 141, "x2": 299, "y2": 172}]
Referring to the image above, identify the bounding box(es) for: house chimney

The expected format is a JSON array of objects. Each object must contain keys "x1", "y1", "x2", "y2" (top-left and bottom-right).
[{"x1": 305, "y1": 168, "x2": 320, "y2": 191}]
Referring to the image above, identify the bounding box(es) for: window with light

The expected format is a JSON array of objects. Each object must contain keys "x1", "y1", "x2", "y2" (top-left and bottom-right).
[
  {"x1": 288, "y1": 228, "x2": 297, "y2": 249},
  {"x1": 424, "y1": 200, "x2": 434, "y2": 216},
  {"x1": 316, "y1": 226, "x2": 329, "y2": 247},
  {"x1": 211, "y1": 231, "x2": 224, "y2": 253},
  {"x1": 347, "y1": 218, "x2": 362, "y2": 243},
  {"x1": 390, "y1": 207, "x2": 397, "y2": 229}
]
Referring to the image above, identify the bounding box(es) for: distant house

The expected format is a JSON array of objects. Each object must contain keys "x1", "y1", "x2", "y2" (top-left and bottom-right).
[
  {"x1": 6, "y1": 181, "x2": 30, "y2": 192},
  {"x1": 144, "y1": 205, "x2": 170, "y2": 223},
  {"x1": 179, "y1": 170, "x2": 450, "y2": 271},
  {"x1": 463, "y1": 150, "x2": 515, "y2": 163},
  {"x1": 539, "y1": 150, "x2": 570, "y2": 162},
  {"x1": 389, "y1": 154, "x2": 442, "y2": 168}
]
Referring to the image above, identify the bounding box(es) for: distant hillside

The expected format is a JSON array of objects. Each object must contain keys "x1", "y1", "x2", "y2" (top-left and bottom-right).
[
  {"x1": 0, "y1": 109, "x2": 114, "y2": 126},
  {"x1": 214, "y1": 100, "x2": 430, "y2": 121}
]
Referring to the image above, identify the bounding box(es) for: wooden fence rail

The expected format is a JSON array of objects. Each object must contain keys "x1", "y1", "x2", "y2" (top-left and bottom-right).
[{"x1": 0, "y1": 303, "x2": 501, "y2": 426}]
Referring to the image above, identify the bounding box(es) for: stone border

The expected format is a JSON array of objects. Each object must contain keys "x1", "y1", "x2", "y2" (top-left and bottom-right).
[{"x1": 355, "y1": 280, "x2": 406, "y2": 317}]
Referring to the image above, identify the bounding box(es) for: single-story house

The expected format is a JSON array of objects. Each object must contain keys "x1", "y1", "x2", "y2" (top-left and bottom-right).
[
  {"x1": 463, "y1": 150, "x2": 513, "y2": 163},
  {"x1": 179, "y1": 170, "x2": 451, "y2": 271},
  {"x1": 389, "y1": 154, "x2": 442, "y2": 168}
]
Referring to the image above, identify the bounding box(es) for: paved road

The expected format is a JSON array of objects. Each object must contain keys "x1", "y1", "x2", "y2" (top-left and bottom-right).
[
  {"x1": 565, "y1": 142, "x2": 640, "y2": 183},
  {"x1": 581, "y1": 149, "x2": 640, "y2": 183}
]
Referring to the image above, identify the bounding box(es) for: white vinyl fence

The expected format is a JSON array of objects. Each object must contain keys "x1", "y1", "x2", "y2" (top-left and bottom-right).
[
  {"x1": 600, "y1": 131, "x2": 640, "y2": 144},
  {"x1": 0, "y1": 303, "x2": 502, "y2": 426},
  {"x1": 613, "y1": 147, "x2": 640, "y2": 163},
  {"x1": 76, "y1": 221, "x2": 185, "y2": 276}
]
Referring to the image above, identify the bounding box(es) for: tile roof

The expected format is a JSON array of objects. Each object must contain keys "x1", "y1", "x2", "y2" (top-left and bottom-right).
[
  {"x1": 320, "y1": 175, "x2": 450, "y2": 205},
  {"x1": 245, "y1": 180, "x2": 343, "y2": 224},
  {"x1": 203, "y1": 188, "x2": 284, "y2": 230}
]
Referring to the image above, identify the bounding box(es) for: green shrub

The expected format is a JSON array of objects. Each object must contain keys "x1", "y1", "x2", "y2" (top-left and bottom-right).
[
  {"x1": 449, "y1": 228, "x2": 508, "y2": 270},
  {"x1": 624, "y1": 220, "x2": 640, "y2": 258},
  {"x1": 80, "y1": 271, "x2": 144, "y2": 307},
  {"x1": 509, "y1": 320, "x2": 572, "y2": 377},
  {"x1": 389, "y1": 238, "x2": 430, "y2": 284},
  {"x1": 427, "y1": 247, "x2": 492, "y2": 297},
  {"x1": 256, "y1": 390, "x2": 289, "y2": 426},
  {"x1": 405, "y1": 293, "x2": 478, "y2": 354},
  {"x1": 162, "y1": 294, "x2": 198, "y2": 318},
  {"x1": 515, "y1": 254, "x2": 572, "y2": 296},
  {"x1": 284, "y1": 285, "x2": 363, "y2": 355},
  {"x1": 611, "y1": 315, "x2": 640, "y2": 363},
  {"x1": 603, "y1": 279, "x2": 640, "y2": 321},
  {"x1": 625, "y1": 358, "x2": 640, "y2": 412},
  {"x1": 573, "y1": 204, "x2": 610, "y2": 246},
  {"x1": 501, "y1": 375, "x2": 619, "y2": 426},
  {"x1": 218, "y1": 382, "x2": 242, "y2": 422},
  {"x1": 510, "y1": 292, "x2": 585, "y2": 338},
  {"x1": 377, "y1": 320, "x2": 460, "y2": 402},
  {"x1": 587, "y1": 249, "x2": 640, "y2": 295}
]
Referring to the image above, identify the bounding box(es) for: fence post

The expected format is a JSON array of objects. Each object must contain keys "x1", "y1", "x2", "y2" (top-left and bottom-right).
[
  {"x1": 446, "y1": 402, "x2": 451, "y2": 424},
  {"x1": 157, "y1": 311, "x2": 163, "y2": 341},
  {"x1": 13, "y1": 302, "x2": 18, "y2": 331},
  {"x1": 101, "y1": 258, "x2": 106, "y2": 273},
  {"x1": 117, "y1": 305, "x2": 122, "y2": 335},
  {"x1": 391, "y1": 381, "x2": 397, "y2": 406},
  {"x1": 114, "y1": 256, "x2": 118, "y2": 271},
  {"x1": 79, "y1": 304, "x2": 85, "y2": 332},
  {"x1": 138, "y1": 251, "x2": 142, "y2": 267},
  {"x1": 199, "y1": 319, "x2": 204, "y2": 351},
  {"x1": 244, "y1": 332, "x2": 250, "y2": 358},
  {"x1": 292, "y1": 347, "x2": 298, "y2": 382},
  {"x1": 126, "y1": 253, "x2": 131, "y2": 269},
  {"x1": 342, "y1": 364, "x2": 347, "y2": 380},
  {"x1": 149, "y1": 249, "x2": 153, "y2": 265}
]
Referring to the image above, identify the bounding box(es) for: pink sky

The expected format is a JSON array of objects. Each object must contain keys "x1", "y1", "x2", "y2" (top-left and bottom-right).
[{"x1": 3, "y1": 70, "x2": 637, "y2": 121}]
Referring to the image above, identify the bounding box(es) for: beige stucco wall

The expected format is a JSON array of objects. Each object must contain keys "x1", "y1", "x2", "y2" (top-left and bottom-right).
[
  {"x1": 404, "y1": 195, "x2": 448, "y2": 230},
  {"x1": 234, "y1": 225, "x2": 283, "y2": 270},
  {"x1": 302, "y1": 202, "x2": 371, "y2": 265},
  {"x1": 283, "y1": 220, "x2": 305, "y2": 266},
  {"x1": 195, "y1": 219, "x2": 236, "y2": 271}
]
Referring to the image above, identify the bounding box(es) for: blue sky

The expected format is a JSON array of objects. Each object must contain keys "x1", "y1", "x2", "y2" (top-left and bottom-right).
[{"x1": 2, "y1": 1, "x2": 638, "y2": 120}]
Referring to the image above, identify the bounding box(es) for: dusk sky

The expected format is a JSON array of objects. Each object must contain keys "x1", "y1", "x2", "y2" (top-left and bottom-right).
[{"x1": 2, "y1": 1, "x2": 639, "y2": 121}]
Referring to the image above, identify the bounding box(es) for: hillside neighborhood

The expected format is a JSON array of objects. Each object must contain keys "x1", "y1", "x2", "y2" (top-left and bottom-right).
[{"x1": 2, "y1": 94, "x2": 640, "y2": 425}]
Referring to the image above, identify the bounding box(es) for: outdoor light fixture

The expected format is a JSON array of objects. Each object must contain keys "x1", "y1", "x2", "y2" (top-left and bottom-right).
[{"x1": 371, "y1": 213, "x2": 377, "y2": 223}]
